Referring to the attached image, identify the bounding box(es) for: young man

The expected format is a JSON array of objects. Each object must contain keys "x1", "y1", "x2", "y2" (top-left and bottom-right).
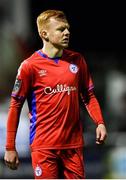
[{"x1": 4, "y1": 10, "x2": 107, "y2": 179}]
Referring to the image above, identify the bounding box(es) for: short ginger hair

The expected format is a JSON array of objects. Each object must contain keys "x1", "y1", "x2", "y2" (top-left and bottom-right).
[{"x1": 36, "y1": 9, "x2": 67, "y2": 36}]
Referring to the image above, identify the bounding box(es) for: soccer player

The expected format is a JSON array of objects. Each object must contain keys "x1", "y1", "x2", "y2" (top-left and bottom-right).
[{"x1": 4, "y1": 10, "x2": 107, "y2": 179}]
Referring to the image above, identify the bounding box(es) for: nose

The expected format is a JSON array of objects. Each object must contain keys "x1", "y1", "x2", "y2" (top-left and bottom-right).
[{"x1": 64, "y1": 28, "x2": 70, "y2": 36}]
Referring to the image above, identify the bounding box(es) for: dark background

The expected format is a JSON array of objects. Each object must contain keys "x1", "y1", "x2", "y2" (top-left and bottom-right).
[{"x1": 30, "y1": 0, "x2": 126, "y2": 51}]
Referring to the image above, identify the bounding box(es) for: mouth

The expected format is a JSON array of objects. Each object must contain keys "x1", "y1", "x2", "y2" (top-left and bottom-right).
[{"x1": 62, "y1": 38, "x2": 69, "y2": 43}]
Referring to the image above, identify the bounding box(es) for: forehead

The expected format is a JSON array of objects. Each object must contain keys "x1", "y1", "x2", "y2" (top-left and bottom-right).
[{"x1": 48, "y1": 17, "x2": 69, "y2": 28}]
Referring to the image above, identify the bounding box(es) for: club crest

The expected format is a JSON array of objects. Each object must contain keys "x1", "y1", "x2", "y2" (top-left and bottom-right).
[
  {"x1": 34, "y1": 165, "x2": 42, "y2": 177},
  {"x1": 69, "y1": 64, "x2": 78, "y2": 73}
]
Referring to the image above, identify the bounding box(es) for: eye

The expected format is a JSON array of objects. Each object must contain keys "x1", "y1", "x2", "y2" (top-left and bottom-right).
[{"x1": 57, "y1": 27, "x2": 65, "y2": 32}]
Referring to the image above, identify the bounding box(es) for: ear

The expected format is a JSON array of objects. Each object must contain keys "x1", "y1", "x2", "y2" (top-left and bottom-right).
[{"x1": 40, "y1": 30, "x2": 49, "y2": 41}]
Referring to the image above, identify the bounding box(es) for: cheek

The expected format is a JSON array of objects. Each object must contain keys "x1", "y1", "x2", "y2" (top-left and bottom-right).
[{"x1": 50, "y1": 34, "x2": 61, "y2": 42}]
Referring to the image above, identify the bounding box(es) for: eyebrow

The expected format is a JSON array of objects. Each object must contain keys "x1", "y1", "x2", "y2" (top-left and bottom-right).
[{"x1": 56, "y1": 24, "x2": 70, "y2": 29}]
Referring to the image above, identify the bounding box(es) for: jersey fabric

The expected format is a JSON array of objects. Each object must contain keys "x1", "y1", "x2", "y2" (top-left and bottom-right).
[{"x1": 6, "y1": 49, "x2": 104, "y2": 151}]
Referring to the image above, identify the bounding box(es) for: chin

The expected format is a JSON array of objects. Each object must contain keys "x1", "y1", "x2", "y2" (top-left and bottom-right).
[
  {"x1": 62, "y1": 43, "x2": 69, "y2": 48},
  {"x1": 56, "y1": 43, "x2": 69, "y2": 49}
]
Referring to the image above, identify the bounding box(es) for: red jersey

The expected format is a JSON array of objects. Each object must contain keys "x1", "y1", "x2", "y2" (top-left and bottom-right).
[
  {"x1": 7, "y1": 49, "x2": 104, "y2": 151},
  {"x1": 11, "y1": 49, "x2": 94, "y2": 150}
]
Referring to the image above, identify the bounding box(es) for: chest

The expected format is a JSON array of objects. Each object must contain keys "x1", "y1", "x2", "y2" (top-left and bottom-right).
[{"x1": 32, "y1": 60, "x2": 79, "y2": 87}]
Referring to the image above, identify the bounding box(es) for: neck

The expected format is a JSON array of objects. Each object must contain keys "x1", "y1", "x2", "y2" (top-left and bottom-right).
[{"x1": 42, "y1": 44, "x2": 63, "y2": 58}]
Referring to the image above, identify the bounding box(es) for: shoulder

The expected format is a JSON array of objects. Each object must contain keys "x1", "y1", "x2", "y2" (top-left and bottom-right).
[
  {"x1": 63, "y1": 49, "x2": 86, "y2": 65},
  {"x1": 24, "y1": 51, "x2": 39, "y2": 64},
  {"x1": 19, "y1": 50, "x2": 39, "y2": 69},
  {"x1": 63, "y1": 49, "x2": 86, "y2": 61},
  {"x1": 63, "y1": 49, "x2": 82, "y2": 57},
  {"x1": 17, "y1": 51, "x2": 36, "y2": 75}
]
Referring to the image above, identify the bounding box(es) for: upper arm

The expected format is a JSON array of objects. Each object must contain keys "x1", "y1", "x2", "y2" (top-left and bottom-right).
[
  {"x1": 79, "y1": 55, "x2": 94, "y2": 94},
  {"x1": 11, "y1": 60, "x2": 32, "y2": 101}
]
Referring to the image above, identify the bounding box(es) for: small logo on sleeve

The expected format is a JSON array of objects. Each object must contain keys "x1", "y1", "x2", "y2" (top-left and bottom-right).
[
  {"x1": 69, "y1": 64, "x2": 78, "y2": 73},
  {"x1": 12, "y1": 79, "x2": 22, "y2": 94}
]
